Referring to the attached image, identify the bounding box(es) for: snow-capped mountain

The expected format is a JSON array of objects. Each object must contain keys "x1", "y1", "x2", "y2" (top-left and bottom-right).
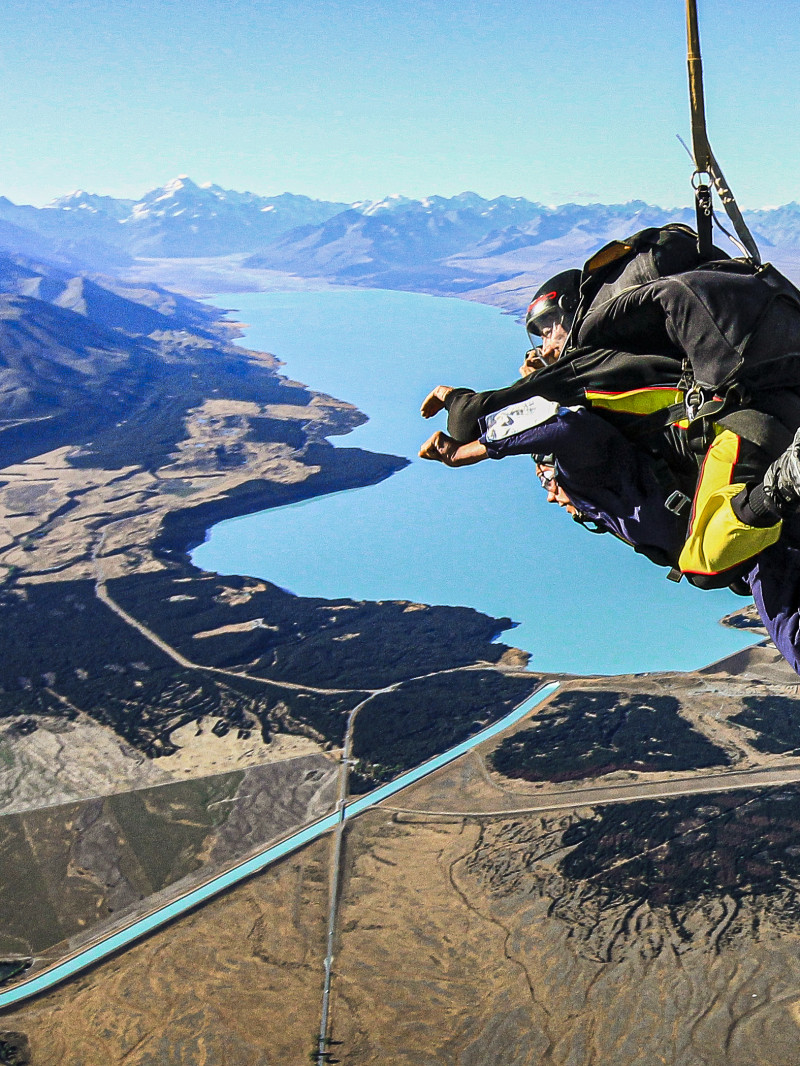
[
  {"x1": 46, "y1": 190, "x2": 136, "y2": 220},
  {"x1": 745, "y1": 203, "x2": 800, "y2": 247},
  {"x1": 243, "y1": 193, "x2": 566, "y2": 285},
  {"x1": 0, "y1": 178, "x2": 350, "y2": 261},
  {"x1": 114, "y1": 178, "x2": 319, "y2": 254},
  {"x1": 244, "y1": 197, "x2": 699, "y2": 295},
  {"x1": 3, "y1": 180, "x2": 800, "y2": 311},
  {"x1": 353, "y1": 194, "x2": 420, "y2": 215},
  {"x1": 118, "y1": 176, "x2": 352, "y2": 256}
]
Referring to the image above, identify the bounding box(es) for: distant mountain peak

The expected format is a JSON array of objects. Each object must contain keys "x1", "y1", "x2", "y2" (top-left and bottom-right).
[
  {"x1": 44, "y1": 189, "x2": 135, "y2": 220},
  {"x1": 356, "y1": 194, "x2": 417, "y2": 216},
  {"x1": 163, "y1": 175, "x2": 196, "y2": 192}
]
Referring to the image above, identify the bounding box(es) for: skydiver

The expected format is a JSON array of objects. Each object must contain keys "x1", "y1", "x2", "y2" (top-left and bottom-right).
[
  {"x1": 420, "y1": 248, "x2": 800, "y2": 594},
  {"x1": 421, "y1": 383, "x2": 800, "y2": 676}
]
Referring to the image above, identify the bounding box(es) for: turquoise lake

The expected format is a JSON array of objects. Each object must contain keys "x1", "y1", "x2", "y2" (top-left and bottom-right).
[{"x1": 192, "y1": 287, "x2": 757, "y2": 676}]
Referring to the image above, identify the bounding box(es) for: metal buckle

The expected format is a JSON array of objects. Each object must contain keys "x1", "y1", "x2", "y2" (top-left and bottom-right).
[
  {"x1": 685, "y1": 388, "x2": 705, "y2": 421},
  {"x1": 665, "y1": 490, "x2": 691, "y2": 515}
]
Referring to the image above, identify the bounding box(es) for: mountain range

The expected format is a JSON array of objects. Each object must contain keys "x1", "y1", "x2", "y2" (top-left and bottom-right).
[
  {"x1": 0, "y1": 177, "x2": 349, "y2": 263},
  {"x1": 6, "y1": 177, "x2": 800, "y2": 314}
]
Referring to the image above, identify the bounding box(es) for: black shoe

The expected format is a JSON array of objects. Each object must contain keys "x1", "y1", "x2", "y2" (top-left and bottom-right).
[{"x1": 728, "y1": 575, "x2": 752, "y2": 597}]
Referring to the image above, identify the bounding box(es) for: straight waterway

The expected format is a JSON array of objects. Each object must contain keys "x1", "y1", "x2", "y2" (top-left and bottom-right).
[{"x1": 0, "y1": 682, "x2": 558, "y2": 1010}]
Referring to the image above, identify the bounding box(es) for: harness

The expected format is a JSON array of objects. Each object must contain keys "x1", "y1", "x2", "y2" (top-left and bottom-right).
[{"x1": 570, "y1": 254, "x2": 800, "y2": 469}]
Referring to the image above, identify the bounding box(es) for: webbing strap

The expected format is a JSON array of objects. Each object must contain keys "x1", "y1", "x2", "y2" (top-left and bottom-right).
[
  {"x1": 623, "y1": 401, "x2": 687, "y2": 440},
  {"x1": 706, "y1": 148, "x2": 762, "y2": 266},
  {"x1": 685, "y1": 0, "x2": 762, "y2": 265},
  {"x1": 717, "y1": 409, "x2": 793, "y2": 456},
  {"x1": 695, "y1": 183, "x2": 713, "y2": 259},
  {"x1": 621, "y1": 398, "x2": 791, "y2": 456},
  {"x1": 686, "y1": 0, "x2": 711, "y2": 173}
]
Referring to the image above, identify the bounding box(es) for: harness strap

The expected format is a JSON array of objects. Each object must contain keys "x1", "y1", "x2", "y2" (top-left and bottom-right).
[
  {"x1": 622, "y1": 401, "x2": 687, "y2": 441},
  {"x1": 622, "y1": 397, "x2": 793, "y2": 455},
  {"x1": 695, "y1": 183, "x2": 713, "y2": 259},
  {"x1": 716, "y1": 409, "x2": 793, "y2": 456}
]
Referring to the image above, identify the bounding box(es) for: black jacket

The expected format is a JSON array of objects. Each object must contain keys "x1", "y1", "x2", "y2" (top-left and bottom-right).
[{"x1": 446, "y1": 263, "x2": 800, "y2": 449}]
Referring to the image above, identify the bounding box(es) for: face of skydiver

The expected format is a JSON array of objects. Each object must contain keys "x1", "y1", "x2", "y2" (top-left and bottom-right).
[
  {"x1": 536, "y1": 463, "x2": 577, "y2": 515},
  {"x1": 520, "y1": 313, "x2": 571, "y2": 377}
]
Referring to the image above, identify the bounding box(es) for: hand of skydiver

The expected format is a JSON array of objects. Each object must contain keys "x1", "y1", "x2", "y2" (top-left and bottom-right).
[
  {"x1": 418, "y1": 430, "x2": 488, "y2": 467},
  {"x1": 420, "y1": 385, "x2": 454, "y2": 418}
]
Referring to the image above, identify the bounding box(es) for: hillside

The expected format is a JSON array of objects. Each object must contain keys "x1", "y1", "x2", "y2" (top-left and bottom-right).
[{"x1": 0, "y1": 253, "x2": 533, "y2": 813}]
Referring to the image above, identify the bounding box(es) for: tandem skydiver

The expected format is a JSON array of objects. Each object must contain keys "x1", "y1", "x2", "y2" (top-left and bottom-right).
[
  {"x1": 419, "y1": 235, "x2": 800, "y2": 595},
  {"x1": 417, "y1": 248, "x2": 800, "y2": 675},
  {"x1": 420, "y1": 350, "x2": 800, "y2": 676}
]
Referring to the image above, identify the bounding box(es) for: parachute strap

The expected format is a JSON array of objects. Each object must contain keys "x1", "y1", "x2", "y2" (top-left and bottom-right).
[
  {"x1": 587, "y1": 378, "x2": 793, "y2": 457},
  {"x1": 620, "y1": 401, "x2": 688, "y2": 441},
  {"x1": 686, "y1": 0, "x2": 711, "y2": 175},
  {"x1": 694, "y1": 182, "x2": 713, "y2": 259},
  {"x1": 685, "y1": 0, "x2": 761, "y2": 265},
  {"x1": 617, "y1": 397, "x2": 793, "y2": 457}
]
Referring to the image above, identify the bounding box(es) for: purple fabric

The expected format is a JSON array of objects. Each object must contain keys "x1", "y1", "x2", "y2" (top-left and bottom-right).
[
  {"x1": 747, "y1": 544, "x2": 800, "y2": 675},
  {"x1": 480, "y1": 403, "x2": 800, "y2": 677}
]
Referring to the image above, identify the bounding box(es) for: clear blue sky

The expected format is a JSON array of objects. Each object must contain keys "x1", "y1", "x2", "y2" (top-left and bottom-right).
[{"x1": 2, "y1": 0, "x2": 798, "y2": 208}]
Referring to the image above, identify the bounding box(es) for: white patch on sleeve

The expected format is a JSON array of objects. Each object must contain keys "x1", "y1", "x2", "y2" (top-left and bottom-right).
[{"x1": 484, "y1": 396, "x2": 561, "y2": 442}]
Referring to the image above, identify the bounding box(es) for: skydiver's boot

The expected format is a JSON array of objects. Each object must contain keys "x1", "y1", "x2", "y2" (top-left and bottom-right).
[{"x1": 734, "y1": 425, "x2": 800, "y2": 527}]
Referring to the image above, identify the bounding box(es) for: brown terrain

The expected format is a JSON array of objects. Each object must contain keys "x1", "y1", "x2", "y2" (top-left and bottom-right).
[
  {"x1": 4, "y1": 257, "x2": 800, "y2": 1065},
  {"x1": 0, "y1": 262, "x2": 530, "y2": 815},
  {"x1": 0, "y1": 260, "x2": 546, "y2": 1063},
  {"x1": 5, "y1": 641, "x2": 800, "y2": 1065}
]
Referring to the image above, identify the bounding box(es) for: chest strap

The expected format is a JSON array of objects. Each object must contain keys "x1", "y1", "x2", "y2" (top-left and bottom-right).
[{"x1": 618, "y1": 397, "x2": 792, "y2": 457}]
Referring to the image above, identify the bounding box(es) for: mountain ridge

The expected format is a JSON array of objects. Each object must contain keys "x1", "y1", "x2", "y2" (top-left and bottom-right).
[
  {"x1": 6, "y1": 177, "x2": 800, "y2": 262},
  {"x1": 6, "y1": 178, "x2": 800, "y2": 316}
]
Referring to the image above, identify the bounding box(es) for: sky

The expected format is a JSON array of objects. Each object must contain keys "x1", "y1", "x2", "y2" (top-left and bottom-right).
[{"x1": 1, "y1": 0, "x2": 798, "y2": 209}]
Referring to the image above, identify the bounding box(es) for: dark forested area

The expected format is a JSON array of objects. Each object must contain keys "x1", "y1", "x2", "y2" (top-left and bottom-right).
[{"x1": 491, "y1": 689, "x2": 730, "y2": 783}]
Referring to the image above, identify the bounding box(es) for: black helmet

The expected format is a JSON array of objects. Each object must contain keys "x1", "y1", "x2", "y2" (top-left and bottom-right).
[{"x1": 525, "y1": 269, "x2": 581, "y2": 338}]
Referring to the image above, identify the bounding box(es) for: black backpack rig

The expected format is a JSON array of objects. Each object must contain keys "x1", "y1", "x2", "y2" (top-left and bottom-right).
[{"x1": 537, "y1": 223, "x2": 800, "y2": 466}]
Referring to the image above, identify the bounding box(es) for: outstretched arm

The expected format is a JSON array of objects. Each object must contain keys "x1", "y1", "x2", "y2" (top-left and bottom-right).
[
  {"x1": 418, "y1": 430, "x2": 488, "y2": 467},
  {"x1": 444, "y1": 378, "x2": 545, "y2": 442}
]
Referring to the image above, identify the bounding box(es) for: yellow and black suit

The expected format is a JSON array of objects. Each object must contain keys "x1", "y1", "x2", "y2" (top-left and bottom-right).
[
  {"x1": 444, "y1": 265, "x2": 800, "y2": 588},
  {"x1": 584, "y1": 386, "x2": 783, "y2": 588}
]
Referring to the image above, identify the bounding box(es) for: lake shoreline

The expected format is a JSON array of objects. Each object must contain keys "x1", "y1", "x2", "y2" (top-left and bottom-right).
[{"x1": 193, "y1": 287, "x2": 760, "y2": 676}]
